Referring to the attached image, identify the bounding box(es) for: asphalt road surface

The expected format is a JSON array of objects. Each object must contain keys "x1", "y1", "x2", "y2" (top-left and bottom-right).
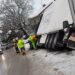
[
  {"x1": 0, "y1": 48, "x2": 51, "y2": 75},
  {"x1": 0, "y1": 49, "x2": 31, "y2": 75},
  {"x1": 1, "y1": 48, "x2": 75, "y2": 75}
]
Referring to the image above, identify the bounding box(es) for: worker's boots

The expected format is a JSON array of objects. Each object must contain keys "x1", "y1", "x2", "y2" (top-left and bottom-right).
[
  {"x1": 16, "y1": 51, "x2": 20, "y2": 54},
  {"x1": 21, "y1": 50, "x2": 26, "y2": 55}
]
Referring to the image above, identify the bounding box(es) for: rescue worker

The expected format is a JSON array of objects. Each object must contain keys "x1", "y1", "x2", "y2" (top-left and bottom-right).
[
  {"x1": 29, "y1": 34, "x2": 37, "y2": 49},
  {"x1": 17, "y1": 38, "x2": 26, "y2": 55},
  {"x1": 13, "y1": 37, "x2": 20, "y2": 53}
]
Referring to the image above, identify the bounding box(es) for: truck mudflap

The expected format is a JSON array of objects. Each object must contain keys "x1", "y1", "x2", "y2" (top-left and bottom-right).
[
  {"x1": 45, "y1": 34, "x2": 52, "y2": 49},
  {"x1": 52, "y1": 32, "x2": 59, "y2": 49},
  {"x1": 48, "y1": 33, "x2": 56, "y2": 49}
]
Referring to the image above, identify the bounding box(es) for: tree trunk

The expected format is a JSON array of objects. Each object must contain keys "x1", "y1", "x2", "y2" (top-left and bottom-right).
[{"x1": 20, "y1": 27, "x2": 29, "y2": 38}]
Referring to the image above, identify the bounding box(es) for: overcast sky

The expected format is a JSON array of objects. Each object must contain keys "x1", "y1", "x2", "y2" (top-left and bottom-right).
[
  {"x1": 0, "y1": 0, "x2": 2, "y2": 2},
  {"x1": 33, "y1": 0, "x2": 53, "y2": 13},
  {"x1": 33, "y1": 0, "x2": 52, "y2": 11},
  {"x1": 33, "y1": 0, "x2": 42, "y2": 11},
  {"x1": 0, "y1": 0, "x2": 53, "y2": 12},
  {"x1": 0, "y1": 0, "x2": 2, "y2": 3}
]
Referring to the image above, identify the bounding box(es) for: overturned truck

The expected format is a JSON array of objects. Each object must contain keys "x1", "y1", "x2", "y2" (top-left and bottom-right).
[{"x1": 29, "y1": 0, "x2": 75, "y2": 50}]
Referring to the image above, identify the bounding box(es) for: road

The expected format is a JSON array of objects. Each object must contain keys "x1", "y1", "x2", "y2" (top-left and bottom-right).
[
  {"x1": 0, "y1": 48, "x2": 51, "y2": 75},
  {"x1": 0, "y1": 48, "x2": 75, "y2": 75}
]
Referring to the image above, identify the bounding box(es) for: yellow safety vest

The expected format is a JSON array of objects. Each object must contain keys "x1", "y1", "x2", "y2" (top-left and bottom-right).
[
  {"x1": 29, "y1": 35, "x2": 36, "y2": 48},
  {"x1": 17, "y1": 39, "x2": 24, "y2": 49}
]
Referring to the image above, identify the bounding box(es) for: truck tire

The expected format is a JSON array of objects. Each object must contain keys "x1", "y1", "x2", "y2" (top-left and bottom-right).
[
  {"x1": 45, "y1": 34, "x2": 51, "y2": 49},
  {"x1": 52, "y1": 32, "x2": 59, "y2": 50},
  {"x1": 48, "y1": 33, "x2": 56, "y2": 49}
]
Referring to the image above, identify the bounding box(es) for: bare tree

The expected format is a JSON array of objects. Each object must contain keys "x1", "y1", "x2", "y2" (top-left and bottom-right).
[{"x1": 0, "y1": 0, "x2": 33, "y2": 37}]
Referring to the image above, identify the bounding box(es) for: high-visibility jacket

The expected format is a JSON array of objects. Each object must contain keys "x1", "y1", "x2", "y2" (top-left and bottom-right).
[
  {"x1": 29, "y1": 35, "x2": 37, "y2": 48},
  {"x1": 29, "y1": 35, "x2": 37, "y2": 42},
  {"x1": 29, "y1": 36, "x2": 33, "y2": 42},
  {"x1": 17, "y1": 39, "x2": 24, "y2": 49}
]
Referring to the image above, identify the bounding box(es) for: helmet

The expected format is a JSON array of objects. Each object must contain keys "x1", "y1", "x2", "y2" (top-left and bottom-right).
[
  {"x1": 30, "y1": 33, "x2": 35, "y2": 36},
  {"x1": 16, "y1": 37, "x2": 18, "y2": 40},
  {"x1": 22, "y1": 35, "x2": 26, "y2": 39}
]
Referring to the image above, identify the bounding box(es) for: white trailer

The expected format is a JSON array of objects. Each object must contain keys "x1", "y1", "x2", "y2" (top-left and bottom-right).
[{"x1": 29, "y1": 0, "x2": 75, "y2": 50}]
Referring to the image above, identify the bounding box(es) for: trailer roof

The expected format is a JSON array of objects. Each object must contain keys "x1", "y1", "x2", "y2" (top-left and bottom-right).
[{"x1": 37, "y1": 0, "x2": 73, "y2": 35}]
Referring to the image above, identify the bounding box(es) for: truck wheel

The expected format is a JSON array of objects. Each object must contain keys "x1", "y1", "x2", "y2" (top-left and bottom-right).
[
  {"x1": 52, "y1": 32, "x2": 59, "y2": 50},
  {"x1": 48, "y1": 33, "x2": 56, "y2": 49},
  {"x1": 45, "y1": 34, "x2": 51, "y2": 49}
]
